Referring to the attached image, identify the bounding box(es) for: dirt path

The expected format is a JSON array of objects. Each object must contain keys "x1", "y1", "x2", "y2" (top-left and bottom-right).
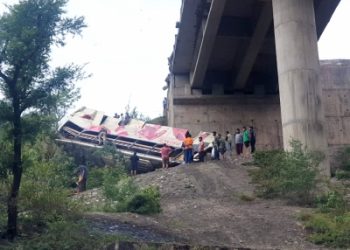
[{"x1": 87, "y1": 159, "x2": 327, "y2": 249}]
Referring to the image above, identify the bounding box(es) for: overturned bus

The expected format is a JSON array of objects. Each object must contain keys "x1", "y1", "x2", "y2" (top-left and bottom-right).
[{"x1": 57, "y1": 107, "x2": 213, "y2": 171}]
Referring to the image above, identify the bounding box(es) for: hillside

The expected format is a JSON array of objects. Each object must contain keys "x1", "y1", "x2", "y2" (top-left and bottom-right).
[{"x1": 85, "y1": 159, "x2": 328, "y2": 249}]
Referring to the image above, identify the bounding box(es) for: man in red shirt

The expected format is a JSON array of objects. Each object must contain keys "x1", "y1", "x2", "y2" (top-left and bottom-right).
[{"x1": 160, "y1": 143, "x2": 172, "y2": 169}]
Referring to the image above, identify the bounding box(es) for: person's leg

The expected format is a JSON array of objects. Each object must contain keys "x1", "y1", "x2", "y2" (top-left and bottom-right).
[
  {"x1": 184, "y1": 149, "x2": 188, "y2": 163},
  {"x1": 245, "y1": 142, "x2": 251, "y2": 159},
  {"x1": 251, "y1": 140, "x2": 256, "y2": 153},
  {"x1": 199, "y1": 151, "x2": 204, "y2": 162},
  {"x1": 215, "y1": 148, "x2": 220, "y2": 160}
]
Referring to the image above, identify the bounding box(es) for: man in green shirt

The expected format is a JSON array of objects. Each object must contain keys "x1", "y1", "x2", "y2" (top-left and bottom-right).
[{"x1": 242, "y1": 126, "x2": 250, "y2": 159}]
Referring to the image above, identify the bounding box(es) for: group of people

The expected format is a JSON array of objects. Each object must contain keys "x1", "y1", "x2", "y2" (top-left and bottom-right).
[
  {"x1": 212, "y1": 126, "x2": 256, "y2": 160},
  {"x1": 128, "y1": 126, "x2": 257, "y2": 175},
  {"x1": 114, "y1": 111, "x2": 131, "y2": 126},
  {"x1": 180, "y1": 131, "x2": 206, "y2": 163}
]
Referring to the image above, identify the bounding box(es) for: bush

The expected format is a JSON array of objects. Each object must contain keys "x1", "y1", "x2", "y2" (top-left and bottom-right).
[
  {"x1": 20, "y1": 180, "x2": 81, "y2": 225},
  {"x1": 103, "y1": 176, "x2": 161, "y2": 215},
  {"x1": 102, "y1": 169, "x2": 130, "y2": 201},
  {"x1": 16, "y1": 136, "x2": 82, "y2": 229},
  {"x1": 251, "y1": 140, "x2": 322, "y2": 204},
  {"x1": 87, "y1": 167, "x2": 107, "y2": 189},
  {"x1": 126, "y1": 186, "x2": 161, "y2": 214}
]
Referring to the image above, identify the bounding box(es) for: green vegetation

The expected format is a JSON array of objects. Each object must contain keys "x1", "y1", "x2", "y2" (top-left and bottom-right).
[
  {"x1": 300, "y1": 190, "x2": 350, "y2": 248},
  {"x1": 0, "y1": 133, "x2": 161, "y2": 248},
  {"x1": 103, "y1": 172, "x2": 161, "y2": 214},
  {"x1": 335, "y1": 146, "x2": 350, "y2": 179},
  {"x1": 251, "y1": 140, "x2": 350, "y2": 248},
  {"x1": 0, "y1": 0, "x2": 86, "y2": 239},
  {"x1": 83, "y1": 145, "x2": 162, "y2": 215},
  {"x1": 0, "y1": 0, "x2": 160, "y2": 247},
  {"x1": 250, "y1": 140, "x2": 323, "y2": 204}
]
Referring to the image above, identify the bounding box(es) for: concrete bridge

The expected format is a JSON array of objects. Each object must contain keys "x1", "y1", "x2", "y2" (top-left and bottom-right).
[{"x1": 165, "y1": 0, "x2": 349, "y2": 174}]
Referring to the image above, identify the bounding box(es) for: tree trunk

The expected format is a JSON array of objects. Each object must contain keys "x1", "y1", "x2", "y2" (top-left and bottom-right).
[{"x1": 6, "y1": 98, "x2": 22, "y2": 240}]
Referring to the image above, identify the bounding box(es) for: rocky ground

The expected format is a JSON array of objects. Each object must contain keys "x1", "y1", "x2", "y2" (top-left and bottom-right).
[{"x1": 83, "y1": 158, "x2": 329, "y2": 249}]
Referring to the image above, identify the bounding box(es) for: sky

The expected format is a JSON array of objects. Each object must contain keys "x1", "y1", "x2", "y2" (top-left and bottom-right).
[{"x1": 0, "y1": 0, "x2": 350, "y2": 118}]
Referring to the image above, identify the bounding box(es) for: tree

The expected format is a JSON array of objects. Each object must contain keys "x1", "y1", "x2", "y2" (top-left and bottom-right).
[{"x1": 0, "y1": 0, "x2": 86, "y2": 239}]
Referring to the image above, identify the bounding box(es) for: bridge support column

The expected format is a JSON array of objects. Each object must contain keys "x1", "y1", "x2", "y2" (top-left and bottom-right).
[{"x1": 272, "y1": 0, "x2": 329, "y2": 174}]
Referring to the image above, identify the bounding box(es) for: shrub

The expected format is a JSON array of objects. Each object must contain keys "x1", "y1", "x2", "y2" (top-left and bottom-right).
[
  {"x1": 103, "y1": 176, "x2": 161, "y2": 214},
  {"x1": 17, "y1": 136, "x2": 82, "y2": 229},
  {"x1": 87, "y1": 167, "x2": 107, "y2": 189},
  {"x1": 19, "y1": 164, "x2": 82, "y2": 226},
  {"x1": 251, "y1": 140, "x2": 322, "y2": 204},
  {"x1": 102, "y1": 169, "x2": 130, "y2": 201},
  {"x1": 126, "y1": 186, "x2": 161, "y2": 214}
]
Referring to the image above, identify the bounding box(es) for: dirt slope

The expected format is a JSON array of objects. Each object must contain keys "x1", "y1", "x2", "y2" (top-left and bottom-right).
[{"x1": 87, "y1": 159, "x2": 328, "y2": 249}]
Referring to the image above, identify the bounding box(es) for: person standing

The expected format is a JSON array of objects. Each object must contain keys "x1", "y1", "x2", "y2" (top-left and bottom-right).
[
  {"x1": 211, "y1": 131, "x2": 220, "y2": 160},
  {"x1": 225, "y1": 131, "x2": 232, "y2": 152},
  {"x1": 183, "y1": 131, "x2": 193, "y2": 164},
  {"x1": 198, "y1": 136, "x2": 205, "y2": 162},
  {"x1": 75, "y1": 164, "x2": 88, "y2": 193},
  {"x1": 242, "y1": 126, "x2": 250, "y2": 159},
  {"x1": 98, "y1": 128, "x2": 107, "y2": 145},
  {"x1": 249, "y1": 126, "x2": 257, "y2": 154},
  {"x1": 160, "y1": 143, "x2": 172, "y2": 169},
  {"x1": 130, "y1": 151, "x2": 139, "y2": 175},
  {"x1": 218, "y1": 134, "x2": 226, "y2": 160},
  {"x1": 235, "y1": 128, "x2": 243, "y2": 158}
]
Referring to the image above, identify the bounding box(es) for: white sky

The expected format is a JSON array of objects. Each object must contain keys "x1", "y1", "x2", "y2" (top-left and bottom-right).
[{"x1": 0, "y1": 0, "x2": 350, "y2": 118}]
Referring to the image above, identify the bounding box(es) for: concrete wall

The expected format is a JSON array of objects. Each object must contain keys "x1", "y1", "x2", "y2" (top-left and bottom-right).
[
  {"x1": 321, "y1": 60, "x2": 350, "y2": 168},
  {"x1": 171, "y1": 95, "x2": 283, "y2": 150},
  {"x1": 168, "y1": 60, "x2": 350, "y2": 158}
]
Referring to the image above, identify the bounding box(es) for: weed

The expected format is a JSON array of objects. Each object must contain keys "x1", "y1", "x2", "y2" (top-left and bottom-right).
[
  {"x1": 316, "y1": 190, "x2": 348, "y2": 215},
  {"x1": 303, "y1": 212, "x2": 350, "y2": 248},
  {"x1": 251, "y1": 140, "x2": 322, "y2": 204}
]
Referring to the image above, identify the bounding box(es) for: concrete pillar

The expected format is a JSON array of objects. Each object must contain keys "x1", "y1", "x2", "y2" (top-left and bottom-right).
[{"x1": 272, "y1": 0, "x2": 329, "y2": 174}]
